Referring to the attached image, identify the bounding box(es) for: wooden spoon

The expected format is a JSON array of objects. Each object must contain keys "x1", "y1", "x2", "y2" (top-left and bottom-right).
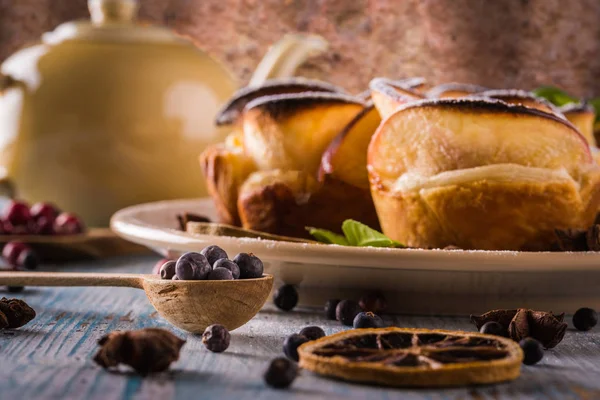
[{"x1": 0, "y1": 271, "x2": 273, "y2": 333}]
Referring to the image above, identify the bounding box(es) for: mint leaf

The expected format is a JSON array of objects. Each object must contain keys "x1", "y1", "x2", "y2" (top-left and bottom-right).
[
  {"x1": 341, "y1": 219, "x2": 403, "y2": 248},
  {"x1": 306, "y1": 227, "x2": 349, "y2": 245},
  {"x1": 532, "y1": 86, "x2": 578, "y2": 107}
]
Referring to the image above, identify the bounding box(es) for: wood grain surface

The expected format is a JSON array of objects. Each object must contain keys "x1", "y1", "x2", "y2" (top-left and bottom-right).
[{"x1": 1, "y1": 255, "x2": 599, "y2": 399}]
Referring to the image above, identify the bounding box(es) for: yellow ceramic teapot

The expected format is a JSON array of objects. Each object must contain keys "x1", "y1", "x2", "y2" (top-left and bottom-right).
[{"x1": 0, "y1": 0, "x2": 326, "y2": 227}]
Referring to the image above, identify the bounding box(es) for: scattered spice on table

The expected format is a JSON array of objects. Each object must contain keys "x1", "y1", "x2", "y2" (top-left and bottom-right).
[
  {"x1": 93, "y1": 328, "x2": 185, "y2": 376},
  {"x1": 0, "y1": 297, "x2": 36, "y2": 329},
  {"x1": 470, "y1": 308, "x2": 567, "y2": 348}
]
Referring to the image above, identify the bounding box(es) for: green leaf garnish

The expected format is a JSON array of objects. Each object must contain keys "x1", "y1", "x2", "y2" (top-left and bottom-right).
[
  {"x1": 532, "y1": 86, "x2": 578, "y2": 107},
  {"x1": 588, "y1": 97, "x2": 600, "y2": 123},
  {"x1": 306, "y1": 227, "x2": 349, "y2": 245},
  {"x1": 342, "y1": 219, "x2": 402, "y2": 248},
  {"x1": 307, "y1": 220, "x2": 403, "y2": 248}
]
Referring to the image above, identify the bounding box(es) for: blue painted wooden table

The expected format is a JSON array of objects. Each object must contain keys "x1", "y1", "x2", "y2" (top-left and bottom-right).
[{"x1": 1, "y1": 254, "x2": 600, "y2": 399}]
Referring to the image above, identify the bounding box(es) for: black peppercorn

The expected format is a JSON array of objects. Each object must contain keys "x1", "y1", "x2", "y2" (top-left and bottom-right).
[
  {"x1": 519, "y1": 337, "x2": 544, "y2": 365},
  {"x1": 273, "y1": 285, "x2": 298, "y2": 311},
  {"x1": 202, "y1": 324, "x2": 230, "y2": 353},
  {"x1": 264, "y1": 357, "x2": 298, "y2": 389},
  {"x1": 324, "y1": 299, "x2": 340, "y2": 320},
  {"x1": 573, "y1": 307, "x2": 598, "y2": 331},
  {"x1": 282, "y1": 333, "x2": 309, "y2": 361},
  {"x1": 336, "y1": 300, "x2": 361, "y2": 326},
  {"x1": 298, "y1": 326, "x2": 325, "y2": 341}
]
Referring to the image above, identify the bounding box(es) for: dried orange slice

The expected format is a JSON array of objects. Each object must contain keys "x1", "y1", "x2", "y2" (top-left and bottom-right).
[{"x1": 298, "y1": 327, "x2": 523, "y2": 387}]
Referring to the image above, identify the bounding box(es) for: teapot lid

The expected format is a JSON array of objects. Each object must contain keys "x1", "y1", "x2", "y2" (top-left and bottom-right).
[{"x1": 43, "y1": 0, "x2": 189, "y2": 46}]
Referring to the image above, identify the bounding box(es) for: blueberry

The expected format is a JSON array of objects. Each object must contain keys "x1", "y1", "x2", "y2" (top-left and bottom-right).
[
  {"x1": 207, "y1": 267, "x2": 234, "y2": 280},
  {"x1": 233, "y1": 253, "x2": 263, "y2": 279},
  {"x1": 273, "y1": 285, "x2": 298, "y2": 311},
  {"x1": 573, "y1": 307, "x2": 598, "y2": 331},
  {"x1": 201, "y1": 245, "x2": 228, "y2": 266},
  {"x1": 282, "y1": 333, "x2": 309, "y2": 361},
  {"x1": 299, "y1": 326, "x2": 325, "y2": 341},
  {"x1": 159, "y1": 260, "x2": 176, "y2": 280},
  {"x1": 479, "y1": 321, "x2": 507, "y2": 337},
  {"x1": 324, "y1": 299, "x2": 340, "y2": 320},
  {"x1": 202, "y1": 324, "x2": 230, "y2": 353},
  {"x1": 336, "y1": 300, "x2": 361, "y2": 326},
  {"x1": 16, "y1": 249, "x2": 38, "y2": 271},
  {"x1": 213, "y1": 258, "x2": 240, "y2": 279},
  {"x1": 264, "y1": 357, "x2": 298, "y2": 389},
  {"x1": 353, "y1": 311, "x2": 384, "y2": 329},
  {"x1": 176, "y1": 252, "x2": 211, "y2": 280},
  {"x1": 519, "y1": 337, "x2": 544, "y2": 365},
  {"x1": 359, "y1": 291, "x2": 387, "y2": 314},
  {"x1": 7, "y1": 286, "x2": 24, "y2": 293}
]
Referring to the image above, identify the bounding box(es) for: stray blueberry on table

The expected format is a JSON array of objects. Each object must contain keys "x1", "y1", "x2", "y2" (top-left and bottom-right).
[
  {"x1": 159, "y1": 260, "x2": 176, "y2": 280},
  {"x1": 233, "y1": 253, "x2": 264, "y2": 279},
  {"x1": 479, "y1": 321, "x2": 508, "y2": 337},
  {"x1": 298, "y1": 326, "x2": 325, "y2": 341},
  {"x1": 207, "y1": 267, "x2": 234, "y2": 281},
  {"x1": 359, "y1": 291, "x2": 387, "y2": 314},
  {"x1": 572, "y1": 307, "x2": 598, "y2": 331},
  {"x1": 7, "y1": 286, "x2": 24, "y2": 293},
  {"x1": 273, "y1": 285, "x2": 298, "y2": 311},
  {"x1": 264, "y1": 357, "x2": 298, "y2": 389},
  {"x1": 519, "y1": 337, "x2": 544, "y2": 365},
  {"x1": 324, "y1": 299, "x2": 340, "y2": 320},
  {"x1": 353, "y1": 311, "x2": 384, "y2": 329},
  {"x1": 213, "y1": 258, "x2": 240, "y2": 279},
  {"x1": 202, "y1": 324, "x2": 230, "y2": 353},
  {"x1": 201, "y1": 245, "x2": 228, "y2": 266},
  {"x1": 16, "y1": 249, "x2": 38, "y2": 270},
  {"x1": 336, "y1": 300, "x2": 361, "y2": 326},
  {"x1": 176, "y1": 252, "x2": 211, "y2": 280},
  {"x1": 283, "y1": 333, "x2": 310, "y2": 361}
]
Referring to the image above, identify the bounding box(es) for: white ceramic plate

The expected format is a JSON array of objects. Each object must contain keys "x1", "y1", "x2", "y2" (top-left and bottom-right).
[{"x1": 111, "y1": 198, "x2": 600, "y2": 315}]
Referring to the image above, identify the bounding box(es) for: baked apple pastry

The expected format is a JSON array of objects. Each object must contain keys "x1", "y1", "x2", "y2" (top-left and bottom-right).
[
  {"x1": 201, "y1": 79, "x2": 381, "y2": 237},
  {"x1": 367, "y1": 97, "x2": 600, "y2": 250}
]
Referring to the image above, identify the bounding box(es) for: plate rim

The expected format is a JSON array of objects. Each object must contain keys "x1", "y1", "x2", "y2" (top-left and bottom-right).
[{"x1": 110, "y1": 198, "x2": 600, "y2": 272}]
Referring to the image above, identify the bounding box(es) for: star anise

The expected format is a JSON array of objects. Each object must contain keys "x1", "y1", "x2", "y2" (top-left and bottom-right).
[
  {"x1": 94, "y1": 328, "x2": 186, "y2": 376},
  {"x1": 470, "y1": 308, "x2": 567, "y2": 349},
  {"x1": 0, "y1": 297, "x2": 36, "y2": 329}
]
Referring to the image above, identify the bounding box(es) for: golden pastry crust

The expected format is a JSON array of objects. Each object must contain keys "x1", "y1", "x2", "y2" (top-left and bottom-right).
[
  {"x1": 199, "y1": 143, "x2": 256, "y2": 226},
  {"x1": 368, "y1": 98, "x2": 600, "y2": 250},
  {"x1": 298, "y1": 327, "x2": 523, "y2": 388},
  {"x1": 238, "y1": 170, "x2": 379, "y2": 238}
]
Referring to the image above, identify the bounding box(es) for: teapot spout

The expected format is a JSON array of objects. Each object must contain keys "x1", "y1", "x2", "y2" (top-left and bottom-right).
[{"x1": 248, "y1": 33, "x2": 329, "y2": 87}]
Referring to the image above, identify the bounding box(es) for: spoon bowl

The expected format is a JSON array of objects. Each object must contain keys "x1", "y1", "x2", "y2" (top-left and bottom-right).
[{"x1": 0, "y1": 271, "x2": 273, "y2": 333}]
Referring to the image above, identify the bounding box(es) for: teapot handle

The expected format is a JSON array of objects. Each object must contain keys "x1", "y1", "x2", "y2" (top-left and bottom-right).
[{"x1": 248, "y1": 33, "x2": 329, "y2": 87}]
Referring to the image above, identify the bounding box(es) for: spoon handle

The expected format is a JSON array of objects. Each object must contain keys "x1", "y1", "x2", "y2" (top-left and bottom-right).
[{"x1": 0, "y1": 271, "x2": 144, "y2": 289}]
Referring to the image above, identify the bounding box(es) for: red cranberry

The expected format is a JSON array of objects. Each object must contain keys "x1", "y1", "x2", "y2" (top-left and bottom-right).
[
  {"x1": 30, "y1": 202, "x2": 60, "y2": 222},
  {"x1": 3, "y1": 200, "x2": 32, "y2": 226},
  {"x1": 152, "y1": 258, "x2": 171, "y2": 275},
  {"x1": 53, "y1": 212, "x2": 85, "y2": 235},
  {"x1": 33, "y1": 217, "x2": 55, "y2": 235},
  {"x1": 2, "y1": 241, "x2": 29, "y2": 267}
]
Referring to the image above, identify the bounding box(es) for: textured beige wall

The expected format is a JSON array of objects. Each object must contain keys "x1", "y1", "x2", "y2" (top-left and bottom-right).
[{"x1": 1, "y1": 0, "x2": 600, "y2": 97}]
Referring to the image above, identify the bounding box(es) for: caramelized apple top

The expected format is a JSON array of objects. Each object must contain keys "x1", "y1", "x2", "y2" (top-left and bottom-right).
[
  {"x1": 215, "y1": 78, "x2": 346, "y2": 126},
  {"x1": 426, "y1": 82, "x2": 489, "y2": 99},
  {"x1": 369, "y1": 77, "x2": 425, "y2": 118},
  {"x1": 367, "y1": 98, "x2": 595, "y2": 192},
  {"x1": 470, "y1": 89, "x2": 560, "y2": 115}
]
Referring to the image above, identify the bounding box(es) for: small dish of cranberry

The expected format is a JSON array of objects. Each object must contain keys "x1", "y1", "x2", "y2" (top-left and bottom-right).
[{"x1": 1, "y1": 200, "x2": 85, "y2": 236}]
